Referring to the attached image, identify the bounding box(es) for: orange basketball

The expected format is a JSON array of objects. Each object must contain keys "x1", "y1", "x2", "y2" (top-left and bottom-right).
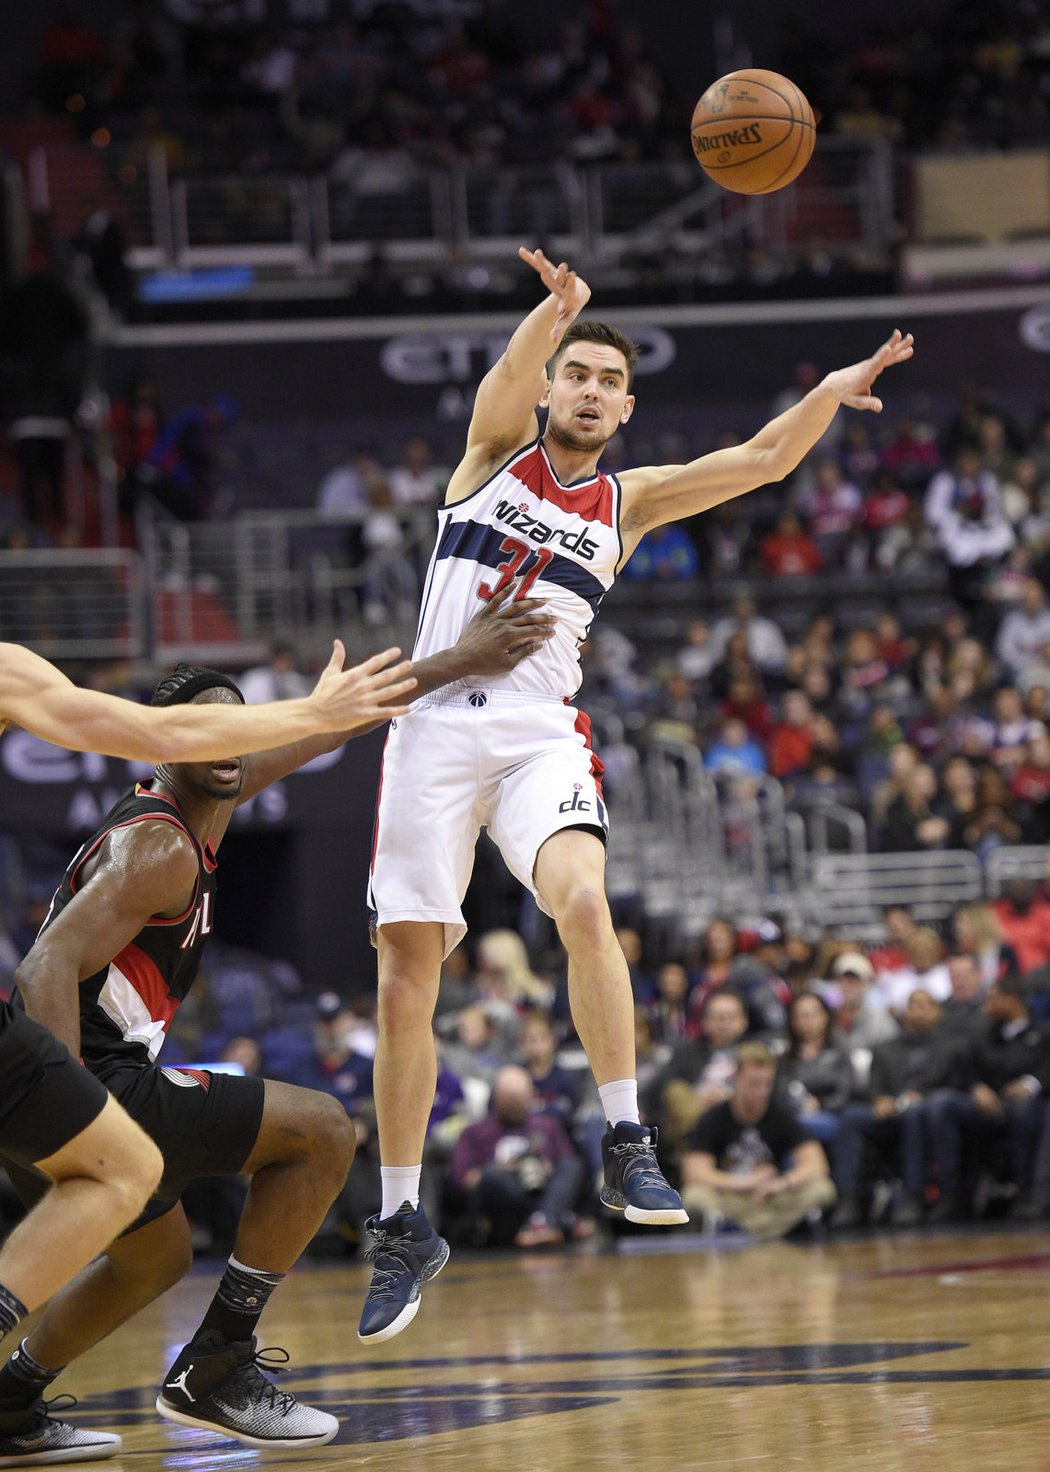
[{"x1": 690, "y1": 69, "x2": 816, "y2": 195}]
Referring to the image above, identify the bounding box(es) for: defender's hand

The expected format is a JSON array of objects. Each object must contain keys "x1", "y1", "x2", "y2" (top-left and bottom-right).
[
  {"x1": 309, "y1": 642, "x2": 416, "y2": 730},
  {"x1": 518, "y1": 246, "x2": 592, "y2": 341},
  {"x1": 823, "y1": 329, "x2": 914, "y2": 413},
  {"x1": 452, "y1": 583, "x2": 556, "y2": 676}
]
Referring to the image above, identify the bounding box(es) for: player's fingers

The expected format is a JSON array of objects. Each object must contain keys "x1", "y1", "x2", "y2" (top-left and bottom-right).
[
  {"x1": 354, "y1": 647, "x2": 403, "y2": 675},
  {"x1": 506, "y1": 612, "x2": 556, "y2": 631},
  {"x1": 371, "y1": 677, "x2": 417, "y2": 702},
  {"x1": 370, "y1": 662, "x2": 415, "y2": 689},
  {"x1": 324, "y1": 638, "x2": 346, "y2": 672},
  {"x1": 482, "y1": 581, "x2": 515, "y2": 612}
]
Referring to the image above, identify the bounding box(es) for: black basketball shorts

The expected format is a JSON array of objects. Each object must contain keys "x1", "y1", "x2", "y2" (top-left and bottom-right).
[
  {"x1": 104, "y1": 1062, "x2": 266, "y2": 1228},
  {"x1": 0, "y1": 1001, "x2": 110, "y2": 1165}
]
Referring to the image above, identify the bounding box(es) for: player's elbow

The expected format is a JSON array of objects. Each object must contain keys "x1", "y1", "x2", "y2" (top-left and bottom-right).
[
  {"x1": 762, "y1": 449, "x2": 793, "y2": 484},
  {"x1": 13, "y1": 947, "x2": 55, "y2": 1005}
]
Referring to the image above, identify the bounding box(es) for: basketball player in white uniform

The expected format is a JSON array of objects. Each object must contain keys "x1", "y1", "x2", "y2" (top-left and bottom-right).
[{"x1": 361, "y1": 247, "x2": 914, "y2": 1342}]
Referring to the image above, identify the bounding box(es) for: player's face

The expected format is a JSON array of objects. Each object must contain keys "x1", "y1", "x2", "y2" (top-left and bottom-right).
[
  {"x1": 179, "y1": 688, "x2": 246, "y2": 801},
  {"x1": 542, "y1": 345, "x2": 635, "y2": 453}
]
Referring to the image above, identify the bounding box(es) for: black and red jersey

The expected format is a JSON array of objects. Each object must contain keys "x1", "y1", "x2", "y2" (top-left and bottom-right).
[{"x1": 36, "y1": 782, "x2": 217, "y2": 1081}]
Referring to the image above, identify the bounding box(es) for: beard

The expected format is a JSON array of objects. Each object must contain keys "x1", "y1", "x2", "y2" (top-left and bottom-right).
[
  {"x1": 545, "y1": 413, "x2": 613, "y2": 455},
  {"x1": 201, "y1": 776, "x2": 244, "y2": 801}
]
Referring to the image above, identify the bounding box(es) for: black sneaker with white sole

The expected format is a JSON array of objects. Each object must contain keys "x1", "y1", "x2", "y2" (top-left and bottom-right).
[
  {"x1": 0, "y1": 1395, "x2": 121, "y2": 1466},
  {"x1": 156, "y1": 1330, "x2": 338, "y2": 1449},
  {"x1": 357, "y1": 1201, "x2": 450, "y2": 1343},
  {"x1": 600, "y1": 1121, "x2": 689, "y2": 1225}
]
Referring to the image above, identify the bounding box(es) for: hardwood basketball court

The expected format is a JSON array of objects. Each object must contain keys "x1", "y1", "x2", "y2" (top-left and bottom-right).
[{"x1": 48, "y1": 1229, "x2": 1050, "y2": 1471}]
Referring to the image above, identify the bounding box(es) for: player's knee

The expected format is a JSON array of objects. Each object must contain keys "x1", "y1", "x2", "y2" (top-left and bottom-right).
[
  {"x1": 306, "y1": 1093, "x2": 357, "y2": 1177},
  {"x1": 554, "y1": 881, "x2": 611, "y2": 949},
  {"x1": 377, "y1": 968, "x2": 438, "y2": 1029},
  {"x1": 111, "y1": 1135, "x2": 163, "y2": 1220}
]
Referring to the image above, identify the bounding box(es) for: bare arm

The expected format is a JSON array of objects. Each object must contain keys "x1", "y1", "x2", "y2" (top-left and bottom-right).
[
  {"x1": 444, "y1": 247, "x2": 591, "y2": 503},
  {"x1": 754, "y1": 1140, "x2": 830, "y2": 1199},
  {"x1": 14, "y1": 824, "x2": 199, "y2": 1057},
  {"x1": 236, "y1": 589, "x2": 556, "y2": 798},
  {"x1": 0, "y1": 642, "x2": 417, "y2": 763},
  {"x1": 680, "y1": 1150, "x2": 770, "y2": 1194},
  {"x1": 617, "y1": 330, "x2": 915, "y2": 552}
]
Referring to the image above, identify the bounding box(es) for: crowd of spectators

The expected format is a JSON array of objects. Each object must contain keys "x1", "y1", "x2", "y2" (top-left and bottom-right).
[
  {"x1": 8, "y1": 0, "x2": 1047, "y2": 316},
  {"x1": 26, "y1": 2, "x2": 1049, "y2": 181},
  {"x1": 783, "y1": 1, "x2": 1050, "y2": 154},
  {"x1": 595, "y1": 383, "x2": 1050, "y2": 867},
  {"x1": 28, "y1": 1, "x2": 684, "y2": 177},
  {"x1": 45, "y1": 880, "x2": 1049, "y2": 1257}
]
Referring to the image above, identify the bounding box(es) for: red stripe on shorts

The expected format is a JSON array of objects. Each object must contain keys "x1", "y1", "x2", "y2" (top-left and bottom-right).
[{"x1": 570, "y1": 705, "x2": 606, "y2": 798}]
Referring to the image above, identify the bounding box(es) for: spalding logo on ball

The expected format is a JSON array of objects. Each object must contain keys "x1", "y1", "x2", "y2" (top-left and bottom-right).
[{"x1": 691, "y1": 69, "x2": 816, "y2": 194}]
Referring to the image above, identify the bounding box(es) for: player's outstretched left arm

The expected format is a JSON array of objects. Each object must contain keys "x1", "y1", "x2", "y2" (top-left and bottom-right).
[
  {"x1": 0, "y1": 641, "x2": 416, "y2": 763},
  {"x1": 617, "y1": 329, "x2": 914, "y2": 548}
]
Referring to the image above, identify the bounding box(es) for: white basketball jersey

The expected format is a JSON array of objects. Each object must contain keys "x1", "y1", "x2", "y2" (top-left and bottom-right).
[{"x1": 412, "y1": 440, "x2": 624, "y2": 700}]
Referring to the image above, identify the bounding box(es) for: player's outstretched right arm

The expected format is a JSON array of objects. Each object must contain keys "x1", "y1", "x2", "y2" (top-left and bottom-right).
[
  {"x1": 0, "y1": 641, "x2": 416, "y2": 764},
  {"x1": 445, "y1": 247, "x2": 591, "y2": 503}
]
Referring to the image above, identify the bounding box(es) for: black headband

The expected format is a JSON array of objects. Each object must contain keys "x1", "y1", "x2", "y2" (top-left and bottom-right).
[{"x1": 153, "y1": 671, "x2": 245, "y2": 707}]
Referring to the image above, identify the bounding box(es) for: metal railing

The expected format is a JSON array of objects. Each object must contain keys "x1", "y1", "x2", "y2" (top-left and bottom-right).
[
  {"x1": 138, "y1": 504, "x2": 436, "y2": 663},
  {"x1": 25, "y1": 138, "x2": 895, "y2": 275},
  {"x1": 0, "y1": 549, "x2": 146, "y2": 661}
]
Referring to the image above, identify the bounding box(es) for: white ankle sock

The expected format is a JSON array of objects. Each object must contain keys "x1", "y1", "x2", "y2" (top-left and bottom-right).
[
  {"x1": 598, "y1": 1079, "x2": 639, "y2": 1126},
  {"x1": 380, "y1": 1165, "x2": 422, "y2": 1220}
]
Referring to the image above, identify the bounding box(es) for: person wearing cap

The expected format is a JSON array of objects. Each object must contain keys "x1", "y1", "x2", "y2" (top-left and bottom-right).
[{"x1": 821, "y1": 951, "x2": 899, "y2": 1053}]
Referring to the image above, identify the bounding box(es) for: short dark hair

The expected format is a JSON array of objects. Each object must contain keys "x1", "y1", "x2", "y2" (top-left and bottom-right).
[
  {"x1": 151, "y1": 663, "x2": 244, "y2": 707},
  {"x1": 548, "y1": 320, "x2": 640, "y2": 389}
]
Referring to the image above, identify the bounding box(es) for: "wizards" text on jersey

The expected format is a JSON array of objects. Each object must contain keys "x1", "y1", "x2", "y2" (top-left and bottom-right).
[{"x1": 493, "y1": 500, "x2": 599, "y2": 561}]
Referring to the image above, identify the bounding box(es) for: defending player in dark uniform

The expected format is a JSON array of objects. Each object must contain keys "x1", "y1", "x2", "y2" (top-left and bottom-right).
[
  {"x1": 0, "y1": 631, "x2": 419, "y2": 1464},
  {"x1": 0, "y1": 591, "x2": 552, "y2": 1455}
]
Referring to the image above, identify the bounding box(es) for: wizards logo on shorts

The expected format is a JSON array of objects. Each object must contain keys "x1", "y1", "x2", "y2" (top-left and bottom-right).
[{"x1": 559, "y1": 783, "x2": 591, "y2": 814}]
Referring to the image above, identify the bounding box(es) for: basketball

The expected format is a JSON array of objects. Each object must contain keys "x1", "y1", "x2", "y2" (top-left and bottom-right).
[{"x1": 690, "y1": 69, "x2": 816, "y2": 195}]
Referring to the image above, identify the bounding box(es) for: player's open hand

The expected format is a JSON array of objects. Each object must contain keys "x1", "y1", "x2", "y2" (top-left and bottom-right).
[
  {"x1": 453, "y1": 582, "x2": 556, "y2": 676},
  {"x1": 518, "y1": 246, "x2": 592, "y2": 341},
  {"x1": 823, "y1": 329, "x2": 914, "y2": 413},
  {"x1": 310, "y1": 641, "x2": 416, "y2": 730}
]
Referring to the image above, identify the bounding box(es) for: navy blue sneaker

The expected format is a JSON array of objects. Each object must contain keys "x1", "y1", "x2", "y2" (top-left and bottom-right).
[
  {"x1": 357, "y1": 1201, "x2": 450, "y2": 1343},
  {"x1": 600, "y1": 1121, "x2": 689, "y2": 1225}
]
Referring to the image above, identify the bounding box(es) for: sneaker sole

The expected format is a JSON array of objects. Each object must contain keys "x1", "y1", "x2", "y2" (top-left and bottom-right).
[
  {"x1": 600, "y1": 1187, "x2": 689, "y2": 1226},
  {"x1": 155, "y1": 1398, "x2": 338, "y2": 1449},
  {"x1": 624, "y1": 1205, "x2": 689, "y2": 1225},
  {"x1": 357, "y1": 1237, "x2": 451, "y2": 1344},
  {"x1": 0, "y1": 1439, "x2": 122, "y2": 1467}
]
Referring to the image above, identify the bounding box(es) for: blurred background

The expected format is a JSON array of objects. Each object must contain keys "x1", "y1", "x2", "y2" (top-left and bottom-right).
[{"x1": 1, "y1": 0, "x2": 1050, "y2": 1249}]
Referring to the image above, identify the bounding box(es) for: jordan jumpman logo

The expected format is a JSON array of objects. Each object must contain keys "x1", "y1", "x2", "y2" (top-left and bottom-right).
[{"x1": 165, "y1": 1366, "x2": 196, "y2": 1402}]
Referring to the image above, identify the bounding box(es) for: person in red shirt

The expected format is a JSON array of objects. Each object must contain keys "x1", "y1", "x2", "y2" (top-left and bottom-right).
[
  {"x1": 759, "y1": 511, "x2": 823, "y2": 576},
  {"x1": 718, "y1": 670, "x2": 773, "y2": 743},
  {"x1": 1011, "y1": 729, "x2": 1050, "y2": 820},
  {"x1": 991, "y1": 879, "x2": 1050, "y2": 976},
  {"x1": 769, "y1": 689, "x2": 816, "y2": 778},
  {"x1": 863, "y1": 469, "x2": 910, "y2": 531}
]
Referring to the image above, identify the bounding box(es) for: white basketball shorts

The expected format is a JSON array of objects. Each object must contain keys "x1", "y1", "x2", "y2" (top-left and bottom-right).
[{"x1": 367, "y1": 687, "x2": 608, "y2": 958}]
